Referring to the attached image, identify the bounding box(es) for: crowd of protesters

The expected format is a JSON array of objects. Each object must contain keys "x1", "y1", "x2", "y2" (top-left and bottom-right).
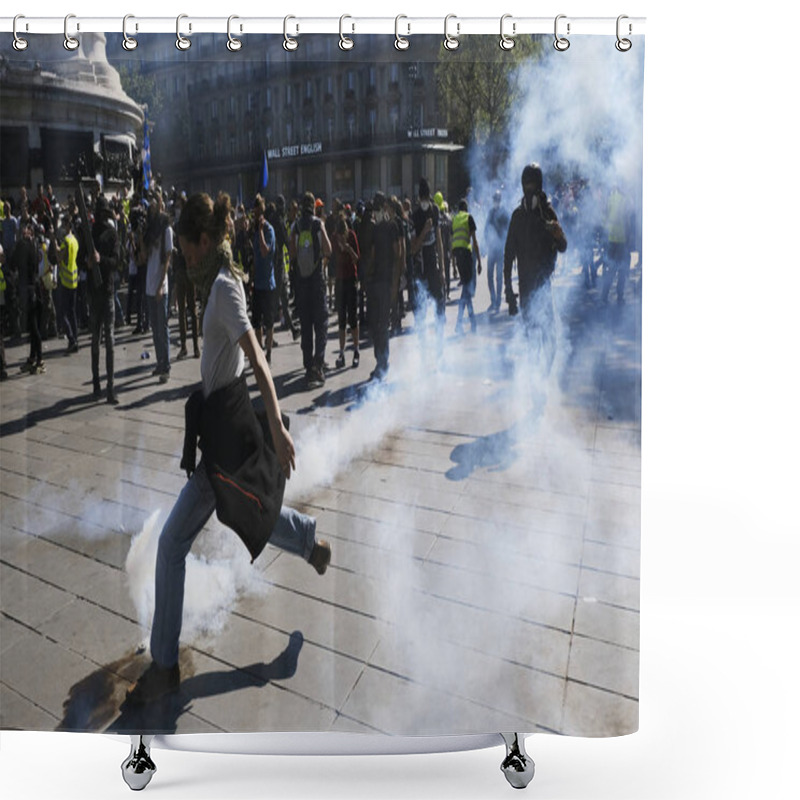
[{"x1": 0, "y1": 165, "x2": 638, "y2": 389}]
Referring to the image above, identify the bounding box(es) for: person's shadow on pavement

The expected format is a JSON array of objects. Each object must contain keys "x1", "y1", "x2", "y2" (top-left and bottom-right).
[{"x1": 58, "y1": 631, "x2": 305, "y2": 735}]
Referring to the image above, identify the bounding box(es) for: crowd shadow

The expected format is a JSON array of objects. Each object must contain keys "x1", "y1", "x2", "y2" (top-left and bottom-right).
[{"x1": 57, "y1": 631, "x2": 305, "y2": 735}]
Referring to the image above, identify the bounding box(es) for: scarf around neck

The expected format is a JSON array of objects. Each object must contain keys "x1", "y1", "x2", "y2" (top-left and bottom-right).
[{"x1": 189, "y1": 239, "x2": 245, "y2": 311}]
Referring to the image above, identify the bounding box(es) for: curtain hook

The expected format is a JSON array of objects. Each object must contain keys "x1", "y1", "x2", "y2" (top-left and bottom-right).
[
  {"x1": 175, "y1": 14, "x2": 191, "y2": 50},
  {"x1": 554, "y1": 14, "x2": 570, "y2": 51},
  {"x1": 12, "y1": 14, "x2": 29, "y2": 51},
  {"x1": 122, "y1": 15, "x2": 138, "y2": 51},
  {"x1": 227, "y1": 15, "x2": 242, "y2": 51},
  {"x1": 443, "y1": 14, "x2": 460, "y2": 51},
  {"x1": 63, "y1": 13, "x2": 80, "y2": 51},
  {"x1": 283, "y1": 15, "x2": 298, "y2": 51},
  {"x1": 499, "y1": 14, "x2": 516, "y2": 51},
  {"x1": 339, "y1": 15, "x2": 354, "y2": 50},
  {"x1": 616, "y1": 15, "x2": 632, "y2": 51},
  {"x1": 394, "y1": 15, "x2": 410, "y2": 50}
]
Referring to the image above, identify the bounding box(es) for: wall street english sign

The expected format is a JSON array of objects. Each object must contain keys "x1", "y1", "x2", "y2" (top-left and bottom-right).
[{"x1": 268, "y1": 142, "x2": 324, "y2": 160}]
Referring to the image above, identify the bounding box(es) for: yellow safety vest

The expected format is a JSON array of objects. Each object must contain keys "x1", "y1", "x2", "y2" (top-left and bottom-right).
[
  {"x1": 60, "y1": 233, "x2": 79, "y2": 290},
  {"x1": 452, "y1": 211, "x2": 472, "y2": 251},
  {"x1": 0, "y1": 264, "x2": 6, "y2": 292}
]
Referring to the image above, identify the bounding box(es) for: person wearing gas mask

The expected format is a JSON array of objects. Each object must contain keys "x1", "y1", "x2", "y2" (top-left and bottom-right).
[{"x1": 503, "y1": 163, "x2": 567, "y2": 374}]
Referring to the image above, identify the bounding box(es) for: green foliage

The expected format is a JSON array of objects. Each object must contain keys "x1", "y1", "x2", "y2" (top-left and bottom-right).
[
  {"x1": 117, "y1": 63, "x2": 163, "y2": 121},
  {"x1": 435, "y1": 35, "x2": 543, "y2": 146}
]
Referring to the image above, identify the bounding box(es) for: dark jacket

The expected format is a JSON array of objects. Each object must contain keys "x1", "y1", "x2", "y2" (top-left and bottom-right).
[
  {"x1": 91, "y1": 216, "x2": 120, "y2": 296},
  {"x1": 181, "y1": 375, "x2": 287, "y2": 562},
  {"x1": 503, "y1": 194, "x2": 567, "y2": 301}
]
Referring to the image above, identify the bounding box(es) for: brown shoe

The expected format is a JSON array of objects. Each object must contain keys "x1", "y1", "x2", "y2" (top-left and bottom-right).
[{"x1": 309, "y1": 540, "x2": 331, "y2": 575}]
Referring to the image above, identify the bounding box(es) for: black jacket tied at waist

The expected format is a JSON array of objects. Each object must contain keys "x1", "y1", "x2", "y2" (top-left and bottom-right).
[{"x1": 181, "y1": 374, "x2": 287, "y2": 563}]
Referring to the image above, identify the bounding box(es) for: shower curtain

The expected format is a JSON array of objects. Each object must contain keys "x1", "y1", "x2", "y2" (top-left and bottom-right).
[{"x1": 0, "y1": 25, "x2": 643, "y2": 741}]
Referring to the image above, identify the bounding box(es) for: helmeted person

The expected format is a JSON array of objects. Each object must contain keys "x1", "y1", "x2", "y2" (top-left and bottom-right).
[
  {"x1": 89, "y1": 195, "x2": 121, "y2": 403},
  {"x1": 503, "y1": 163, "x2": 567, "y2": 374}
]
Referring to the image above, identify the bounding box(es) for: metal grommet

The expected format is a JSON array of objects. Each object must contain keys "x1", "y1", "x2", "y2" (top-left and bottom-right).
[
  {"x1": 553, "y1": 14, "x2": 570, "y2": 51},
  {"x1": 175, "y1": 14, "x2": 191, "y2": 51},
  {"x1": 63, "y1": 14, "x2": 80, "y2": 51},
  {"x1": 616, "y1": 15, "x2": 632, "y2": 52},
  {"x1": 283, "y1": 15, "x2": 298, "y2": 51},
  {"x1": 443, "y1": 14, "x2": 460, "y2": 51},
  {"x1": 339, "y1": 15, "x2": 354, "y2": 50},
  {"x1": 394, "y1": 15, "x2": 410, "y2": 50},
  {"x1": 499, "y1": 14, "x2": 515, "y2": 51},
  {"x1": 227, "y1": 15, "x2": 242, "y2": 51},
  {"x1": 12, "y1": 14, "x2": 29, "y2": 51},
  {"x1": 122, "y1": 14, "x2": 138, "y2": 51}
]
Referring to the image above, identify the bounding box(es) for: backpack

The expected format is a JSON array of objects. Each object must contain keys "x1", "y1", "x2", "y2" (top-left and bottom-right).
[{"x1": 295, "y1": 216, "x2": 320, "y2": 278}]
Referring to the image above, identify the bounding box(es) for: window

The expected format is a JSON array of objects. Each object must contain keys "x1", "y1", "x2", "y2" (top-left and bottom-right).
[
  {"x1": 229, "y1": 96, "x2": 236, "y2": 115},
  {"x1": 346, "y1": 72, "x2": 355, "y2": 92},
  {"x1": 286, "y1": 120, "x2": 293, "y2": 143},
  {"x1": 326, "y1": 76, "x2": 333, "y2": 96},
  {"x1": 305, "y1": 120, "x2": 313, "y2": 142},
  {"x1": 286, "y1": 84, "x2": 292, "y2": 105},
  {"x1": 265, "y1": 88, "x2": 272, "y2": 109},
  {"x1": 390, "y1": 104, "x2": 400, "y2": 133},
  {"x1": 391, "y1": 63, "x2": 399, "y2": 83},
  {"x1": 305, "y1": 80, "x2": 312, "y2": 99},
  {"x1": 327, "y1": 116, "x2": 334, "y2": 141},
  {"x1": 347, "y1": 113, "x2": 356, "y2": 141},
  {"x1": 368, "y1": 109, "x2": 377, "y2": 136},
  {"x1": 368, "y1": 66, "x2": 376, "y2": 87}
]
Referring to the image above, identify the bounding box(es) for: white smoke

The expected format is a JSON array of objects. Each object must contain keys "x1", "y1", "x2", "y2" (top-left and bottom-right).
[{"x1": 124, "y1": 508, "x2": 270, "y2": 648}]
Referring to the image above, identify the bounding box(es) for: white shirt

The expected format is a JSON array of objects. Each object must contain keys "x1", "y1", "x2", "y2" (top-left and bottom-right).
[{"x1": 201, "y1": 266, "x2": 251, "y2": 397}]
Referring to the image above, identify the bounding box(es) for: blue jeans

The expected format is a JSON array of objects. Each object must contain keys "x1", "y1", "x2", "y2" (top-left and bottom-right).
[
  {"x1": 147, "y1": 293, "x2": 170, "y2": 374},
  {"x1": 487, "y1": 247, "x2": 503, "y2": 310},
  {"x1": 150, "y1": 460, "x2": 317, "y2": 667}
]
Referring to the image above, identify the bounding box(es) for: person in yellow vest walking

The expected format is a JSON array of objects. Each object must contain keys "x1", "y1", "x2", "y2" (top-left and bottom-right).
[
  {"x1": 59, "y1": 218, "x2": 81, "y2": 353},
  {"x1": 601, "y1": 185, "x2": 630, "y2": 305},
  {"x1": 452, "y1": 199, "x2": 482, "y2": 335}
]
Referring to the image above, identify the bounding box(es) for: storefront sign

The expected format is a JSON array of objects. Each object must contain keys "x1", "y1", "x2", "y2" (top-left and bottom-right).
[
  {"x1": 267, "y1": 142, "x2": 324, "y2": 160},
  {"x1": 407, "y1": 128, "x2": 449, "y2": 139}
]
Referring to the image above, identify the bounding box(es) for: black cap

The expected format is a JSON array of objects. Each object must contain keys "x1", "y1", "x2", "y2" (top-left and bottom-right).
[
  {"x1": 95, "y1": 195, "x2": 112, "y2": 217},
  {"x1": 418, "y1": 177, "x2": 431, "y2": 200},
  {"x1": 521, "y1": 163, "x2": 543, "y2": 193}
]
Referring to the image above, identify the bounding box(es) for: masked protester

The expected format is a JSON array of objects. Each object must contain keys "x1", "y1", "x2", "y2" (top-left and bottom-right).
[
  {"x1": 503, "y1": 163, "x2": 568, "y2": 374},
  {"x1": 126, "y1": 192, "x2": 331, "y2": 707}
]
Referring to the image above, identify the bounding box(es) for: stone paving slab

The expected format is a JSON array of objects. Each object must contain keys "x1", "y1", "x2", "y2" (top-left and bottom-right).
[{"x1": 1, "y1": 268, "x2": 641, "y2": 737}]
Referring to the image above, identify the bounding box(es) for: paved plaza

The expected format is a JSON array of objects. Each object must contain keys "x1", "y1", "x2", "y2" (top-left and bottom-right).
[{"x1": 0, "y1": 266, "x2": 641, "y2": 739}]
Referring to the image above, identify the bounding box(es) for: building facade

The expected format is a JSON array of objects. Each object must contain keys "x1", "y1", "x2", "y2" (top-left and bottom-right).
[{"x1": 126, "y1": 34, "x2": 464, "y2": 205}]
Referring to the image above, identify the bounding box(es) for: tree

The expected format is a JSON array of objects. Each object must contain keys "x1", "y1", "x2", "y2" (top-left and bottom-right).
[
  {"x1": 117, "y1": 63, "x2": 164, "y2": 121},
  {"x1": 435, "y1": 35, "x2": 543, "y2": 151}
]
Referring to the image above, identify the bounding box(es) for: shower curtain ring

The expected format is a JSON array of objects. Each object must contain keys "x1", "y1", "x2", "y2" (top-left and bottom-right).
[
  {"x1": 499, "y1": 14, "x2": 516, "y2": 50},
  {"x1": 394, "y1": 15, "x2": 410, "y2": 50},
  {"x1": 175, "y1": 14, "x2": 191, "y2": 50},
  {"x1": 443, "y1": 14, "x2": 460, "y2": 51},
  {"x1": 227, "y1": 15, "x2": 242, "y2": 51},
  {"x1": 339, "y1": 15, "x2": 354, "y2": 50},
  {"x1": 616, "y1": 15, "x2": 632, "y2": 51},
  {"x1": 63, "y1": 14, "x2": 80, "y2": 51},
  {"x1": 12, "y1": 15, "x2": 28, "y2": 51},
  {"x1": 554, "y1": 14, "x2": 570, "y2": 51},
  {"x1": 122, "y1": 15, "x2": 138, "y2": 51},
  {"x1": 283, "y1": 16, "x2": 298, "y2": 51}
]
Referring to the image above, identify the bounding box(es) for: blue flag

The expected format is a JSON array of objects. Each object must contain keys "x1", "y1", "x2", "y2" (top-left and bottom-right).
[
  {"x1": 142, "y1": 114, "x2": 152, "y2": 192},
  {"x1": 260, "y1": 150, "x2": 269, "y2": 191}
]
